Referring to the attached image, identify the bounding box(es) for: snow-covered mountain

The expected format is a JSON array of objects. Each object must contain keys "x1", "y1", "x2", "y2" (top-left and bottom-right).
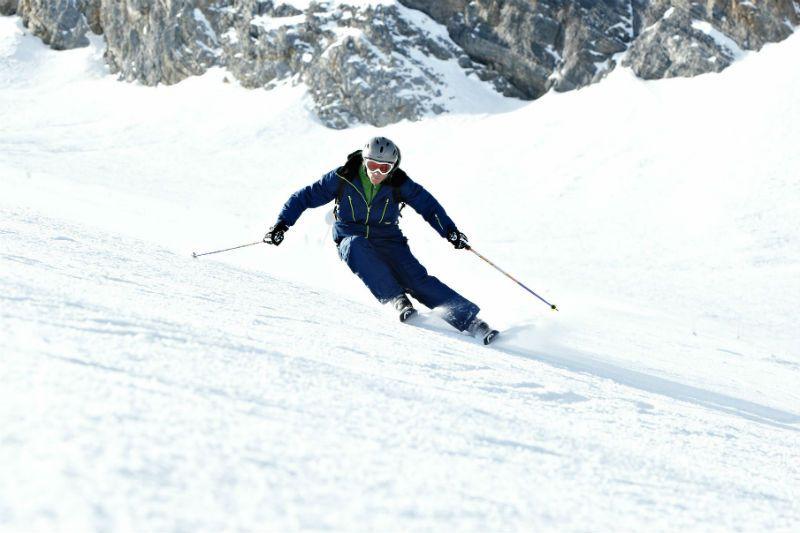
[
  {"x1": 2, "y1": 0, "x2": 798, "y2": 127},
  {"x1": 1, "y1": 11, "x2": 799, "y2": 532}
]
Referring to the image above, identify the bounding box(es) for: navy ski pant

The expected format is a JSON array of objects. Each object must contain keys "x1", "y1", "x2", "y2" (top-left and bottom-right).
[{"x1": 337, "y1": 236, "x2": 479, "y2": 331}]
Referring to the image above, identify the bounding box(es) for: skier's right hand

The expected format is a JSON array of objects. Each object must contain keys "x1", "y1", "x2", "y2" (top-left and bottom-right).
[{"x1": 264, "y1": 221, "x2": 289, "y2": 246}]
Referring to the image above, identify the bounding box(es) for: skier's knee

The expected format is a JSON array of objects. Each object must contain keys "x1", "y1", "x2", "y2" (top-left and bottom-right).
[{"x1": 338, "y1": 236, "x2": 371, "y2": 265}]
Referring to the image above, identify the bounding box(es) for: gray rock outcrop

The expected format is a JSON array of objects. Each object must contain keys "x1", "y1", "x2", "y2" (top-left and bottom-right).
[
  {"x1": 81, "y1": 0, "x2": 100, "y2": 34},
  {"x1": 1, "y1": 0, "x2": 18, "y2": 16},
  {"x1": 215, "y1": 1, "x2": 513, "y2": 128},
  {"x1": 16, "y1": 0, "x2": 90, "y2": 49},
  {"x1": 101, "y1": 0, "x2": 221, "y2": 85},
  {"x1": 398, "y1": 0, "x2": 642, "y2": 98},
  {"x1": 623, "y1": 1, "x2": 799, "y2": 78},
  {"x1": 624, "y1": 5, "x2": 736, "y2": 78},
  {"x1": 400, "y1": 0, "x2": 799, "y2": 96}
]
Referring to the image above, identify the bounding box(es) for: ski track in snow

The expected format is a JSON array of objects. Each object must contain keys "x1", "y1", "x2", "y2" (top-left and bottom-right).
[
  {"x1": 418, "y1": 318, "x2": 799, "y2": 429},
  {"x1": 1, "y1": 207, "x2": 798, "y2": 531}
]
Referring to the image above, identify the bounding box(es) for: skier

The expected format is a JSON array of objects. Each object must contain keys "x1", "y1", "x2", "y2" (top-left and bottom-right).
[{"x1": 263, "y1": 137, "x2": 499, "y2": 345}]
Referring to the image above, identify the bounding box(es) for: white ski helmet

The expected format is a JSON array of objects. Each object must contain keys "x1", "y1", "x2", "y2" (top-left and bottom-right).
[{"x1": 362, "y1": 136, "x2": 400, "y2": 164}]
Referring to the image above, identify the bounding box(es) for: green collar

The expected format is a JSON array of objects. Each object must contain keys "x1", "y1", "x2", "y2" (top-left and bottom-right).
[{"x1": 359, "y1": 165, "x2": 382, "y2": 205}]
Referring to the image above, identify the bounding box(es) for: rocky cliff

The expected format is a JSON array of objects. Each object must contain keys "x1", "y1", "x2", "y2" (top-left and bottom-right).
[
  {"x1": 401, "y1": 0, "x2": 799, "y2": 95},
  {"x1": 4, "y1": 1, "x2": 799, "y2": 128}
]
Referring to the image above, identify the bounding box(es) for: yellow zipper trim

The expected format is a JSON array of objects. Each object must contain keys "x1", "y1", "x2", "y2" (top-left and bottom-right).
[
  {"x1": 347, "y1": 195, "x2": 356, "y2": 221},
  {"x1": 337, "y1": 173, "x2": 368, "y2": 206},
  {"x1": 378, "y1": 197, "x2": 389, "y2": 223},
  {"x1": 337, "y1": 172, "x2": 373, "y2": 238}
]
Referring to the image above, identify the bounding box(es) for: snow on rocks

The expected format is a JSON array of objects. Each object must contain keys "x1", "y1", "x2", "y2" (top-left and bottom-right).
[{"x1": 3, "y1": 1, "x2": 797, "y2": 128}]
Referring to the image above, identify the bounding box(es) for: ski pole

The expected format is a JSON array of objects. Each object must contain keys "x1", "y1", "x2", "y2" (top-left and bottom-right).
[
  {"x1": 466, "y1": 246, "x2": 558, "y2": 311},
  {"x1": 192, "y1": 240, "x2": 264, "y2": 258}
]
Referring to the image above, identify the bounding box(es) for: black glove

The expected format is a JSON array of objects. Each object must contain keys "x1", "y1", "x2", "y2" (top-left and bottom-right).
[
  {"x1": 263, "y1": 221, "x2": 289, "y2": 246},
  {"x1": 447, "y1": 230, "x2": 469, "y2": 250}
]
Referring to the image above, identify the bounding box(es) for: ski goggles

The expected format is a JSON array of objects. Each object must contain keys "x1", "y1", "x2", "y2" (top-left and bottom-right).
[{"x1": 364, "y1": 159, "x2": 394, "y2": 174}]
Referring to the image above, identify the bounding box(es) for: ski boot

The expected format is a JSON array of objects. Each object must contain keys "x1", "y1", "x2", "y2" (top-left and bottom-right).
[
  {"x1": 468, "y1": 318, "x2": 500, "y2": 345},
  {"x1": 391, "y1": 294, "x2": 417, "y2": 322}
]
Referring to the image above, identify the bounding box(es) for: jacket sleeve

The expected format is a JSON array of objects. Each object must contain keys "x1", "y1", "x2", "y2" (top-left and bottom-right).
[
  {"x1": 398, "y1": 176, "x2": 457, "y2": 238},
  {"x1": 276, "y1": 169, "x2": 341, "y2": 227}
]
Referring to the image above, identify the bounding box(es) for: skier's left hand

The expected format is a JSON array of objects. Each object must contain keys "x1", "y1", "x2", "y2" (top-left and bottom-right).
[
  {"x1": 264, "y1": 221, "x2": 289, "y2": 246},
  {"x1": 447, "y1": 230, "x2": 469, "y2": 250}
]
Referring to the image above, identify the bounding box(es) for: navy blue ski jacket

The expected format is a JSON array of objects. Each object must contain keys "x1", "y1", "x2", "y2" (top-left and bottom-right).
[{"x1": 276, "y1": 151, "x2": 458, "y2": 243}]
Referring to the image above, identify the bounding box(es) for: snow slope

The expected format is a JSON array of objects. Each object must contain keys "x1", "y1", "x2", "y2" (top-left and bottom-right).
[
  {"x1": 1, "y1": 15, "x2": 799, "y2": 531},
  {"x1": 3, "y1": 205, "x2": 798, "y2": 531}
]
